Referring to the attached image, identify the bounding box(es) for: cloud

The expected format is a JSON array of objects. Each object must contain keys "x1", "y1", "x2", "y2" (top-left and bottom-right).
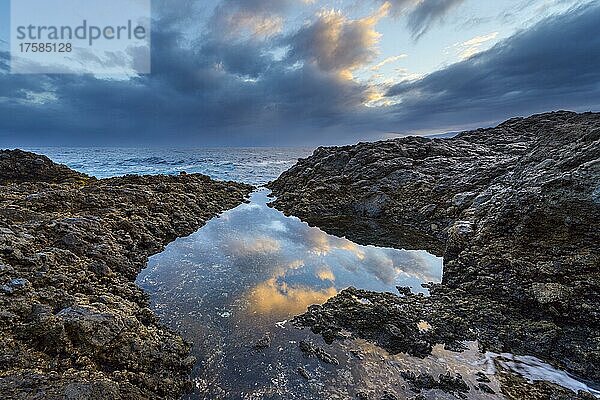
[
  {"x1": 370, "y1": 54, "x2": 408, "y2": 71},
  {"x1": 1, "y1": 1, "x2": 599, "y2": 146},
  {"x1": 407, "y1": 0, "x2": 465, "y2": 39},
  {"x1": 378, "y1": 0, "x2": 466, "y2": 39},
  {"x1": 316, "y1": 266, "x2": 336, "y2": 281},
  {"x1": 0, "y1": 7, "x2": 379, "y2": 146},
  {"x1": 285, "y1": 4, "x2": 389, "y2": 78},
  {"x1": 453, "y1": 32, "x2": 499, "y2": 59},
  {"x1": 209, "y1": 0, "x2": 291, "y2": 38},
  {"x1": 229, "y1": 237, "x2": 281, "y2": 256},
  {"x1": 245, "y1": 277, "x2": 337, "y2": 317},
  {"x1": 385, "y1": 2, "x2": 600, "y2": 132}
]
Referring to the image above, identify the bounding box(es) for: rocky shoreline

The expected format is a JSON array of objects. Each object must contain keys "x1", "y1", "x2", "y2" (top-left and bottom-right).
[
  {"x1": 1, "y1": 111, "x2": 598, "y2": 399},
  {"x1": 269, "y1": 111, "x2": 600, "y2": 396},
  {"x1": 0, "y1": 150, "x2": 253, "y2": 399}
]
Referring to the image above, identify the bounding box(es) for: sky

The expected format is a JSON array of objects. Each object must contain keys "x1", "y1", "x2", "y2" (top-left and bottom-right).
[{"x1": 0, "y1": 0, "x2": 599, "y2": 147}]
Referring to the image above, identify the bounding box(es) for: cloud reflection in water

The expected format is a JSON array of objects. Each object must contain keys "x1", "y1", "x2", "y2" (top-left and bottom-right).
[
  {"x1": 140, "y1": 188, "x2": 442, "y2": 322},
  {"x1": 137, "y1": 188, "x2": 444, "y2": 398}
]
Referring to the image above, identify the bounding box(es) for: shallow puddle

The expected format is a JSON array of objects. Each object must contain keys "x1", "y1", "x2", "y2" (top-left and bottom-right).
[
  {"x1": 137, "y1": 189, "x2": 446, "y2": 397},
  {"x1": 136, "y1": 189, "x2": 597, "y2": 399}
]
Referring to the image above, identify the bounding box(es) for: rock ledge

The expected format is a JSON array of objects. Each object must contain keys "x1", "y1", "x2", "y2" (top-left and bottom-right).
[
  {"x1": 0, "y1": 150, "x2": 253, "y2": 399},
  {"x1": 269, "y1": 111, "x2": 600, "y2": 387}
]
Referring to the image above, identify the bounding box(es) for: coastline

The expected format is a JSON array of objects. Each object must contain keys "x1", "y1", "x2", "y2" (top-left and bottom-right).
[
  {"x1": 1, "y1": 111, "x2": 598, "y2": 399},
  {"x1": 268, "y1": 111, "x2": 600, "y2": 396},
  {"x1": 0, "y1": 150, "x2": 253, "y2": 399}
]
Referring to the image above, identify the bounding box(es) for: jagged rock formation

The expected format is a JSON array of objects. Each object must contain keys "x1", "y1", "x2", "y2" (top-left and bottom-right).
[
  {"x1": 269, "y1": 111, "x2": 600, "y2": 387},
  {"x1": 0, "y1": 150, "x2": 88, "y2": 185},
  {"x1": 0, "y1": 150, "x2": 253, "y2": 399}
]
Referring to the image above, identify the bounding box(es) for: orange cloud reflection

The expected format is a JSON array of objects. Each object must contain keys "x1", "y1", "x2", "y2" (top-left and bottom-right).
[
  {"x1": 246, "y1": 278, "x2": 337, "y2": 317},
  {"x1": 316, "y1": 266, "x2": 336, "y2": 282}
]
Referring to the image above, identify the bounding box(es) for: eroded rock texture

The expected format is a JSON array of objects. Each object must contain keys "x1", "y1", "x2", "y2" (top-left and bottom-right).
[
  {"x1": 0, "y1": 150, "x2": 253, "y2": 399},
  {"x1": 269, "y1": 111, "x2": 600, "y2": 385}
]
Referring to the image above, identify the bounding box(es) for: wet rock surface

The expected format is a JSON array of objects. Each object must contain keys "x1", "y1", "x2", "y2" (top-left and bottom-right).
[
  {"x1": 269, "y1": 111, "x2": 600, "y2": 393},
  {"x1": 400, "y1": 370, "x2": 470, "y2": 395},
  {"x1": 298, "y1": 340, "x2": 340, "y2": 366},
  {"x1": 0, "y1": 150, "x2": 253, "y2": 399}
]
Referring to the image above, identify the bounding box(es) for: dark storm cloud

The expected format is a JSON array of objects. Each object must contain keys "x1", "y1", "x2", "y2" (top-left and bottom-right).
[
  {"x1": 1, "y1": 1, "x2": 599, "y2": 146},
  {"x1": 382, "y1": 0, "x2": 466, "y2": 39},
  {"x1": 407, "y1": 0, "x2": 464, "y2": 39},
  {"x1": 386, "y1": 2, "x2": 600, "y2": 132},
  {"x1": 0, "y1": 11, "x2": 375, "y2": 146}
]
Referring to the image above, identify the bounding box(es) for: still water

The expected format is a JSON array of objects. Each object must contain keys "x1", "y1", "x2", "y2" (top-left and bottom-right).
[
  {"x1": 137, "y1": 189, "x2": 445, "y2": 398},
  {"x1": 137, "y1": 189, "x2": 600, "y2": 399}
]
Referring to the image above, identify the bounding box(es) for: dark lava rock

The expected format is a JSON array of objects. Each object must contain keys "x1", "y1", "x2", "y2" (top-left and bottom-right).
[
  {"x1": 298, "y1": 340, "x2": 339, "y2": 365},
  {"x1": 400, "y1": 370, "x2": 469, "y2": 395},
  {"x1": 252, "y1": 333, "x2": 272, "y2": 349},
  {"x1": 0, "y1": 150, "x2": 253, "y2": 399},
  {"x1": 269, "y1": 112, "x2": 600, "y2": 385},
  {"x1": 495, "y1": 363, "x2": 596, "y2": 400},
  {"x1": 380, "y1": 391, "x2": 399, "y2": 400},
  {"x1": 0, "y1": 150, "x2": 89, "y2": 185},
  {"x1": 293, "y1": 287, "x2": 444, "y2": 358},
  {"x1": 478, "y1": 383, "x2": 495, "y2": 394},
  {"x1": 356, "y1": 391, "x2": 370, "y2": 399},
  {"x1": 297, "y1": 366, "x2": 311, "y2": 380},
  {"x1": 401, "y1": 371, "x2": 470, "y2": 394},
  {"x1": 437, "y1": 372, "x2": 470, "y2": 393},
  {"x1": 475, "y1": 372, "x2": 491, "y2": 383}
]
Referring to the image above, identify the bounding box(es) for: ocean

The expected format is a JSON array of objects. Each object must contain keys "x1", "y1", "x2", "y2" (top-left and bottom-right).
[
  {"x1": 19, "y1": 146, "x2": 598, "y2": 399},
  {"x1": 22, "y1": 147, "x2": 314, "y2": 185}
]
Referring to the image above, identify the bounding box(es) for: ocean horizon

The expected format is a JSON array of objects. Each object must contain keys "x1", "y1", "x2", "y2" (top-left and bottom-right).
[{"x1": 21, "y1": 147, "x2": 315, "y2": 185}]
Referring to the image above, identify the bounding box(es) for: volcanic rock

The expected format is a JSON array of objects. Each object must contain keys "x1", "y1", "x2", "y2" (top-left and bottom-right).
[
  {"x1": 0, "y1": 150, "x2": 253, "y2": 399},
  {"x1": 269, "y1": 111, "x2": 600, "y2": 387}
]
